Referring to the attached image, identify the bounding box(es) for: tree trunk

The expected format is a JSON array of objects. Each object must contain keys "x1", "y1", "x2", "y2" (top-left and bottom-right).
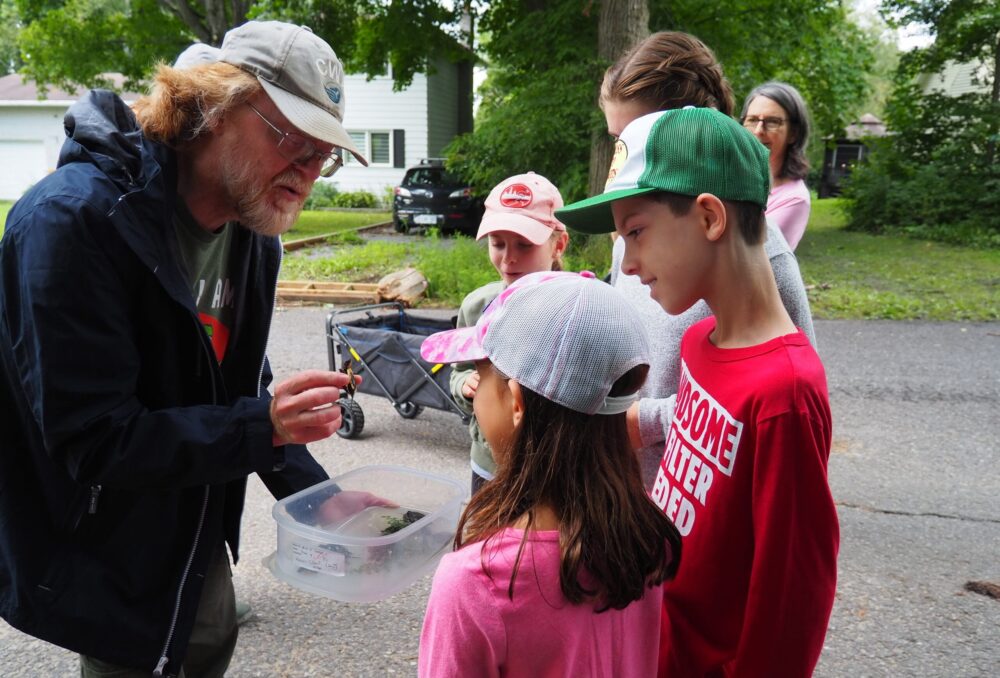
[
  {"x1": 587, "y1": 0, "x2": 649, "y2": 197},
  {"x1": 987, "y1": 31, "x2": 999, "y2": 166}
]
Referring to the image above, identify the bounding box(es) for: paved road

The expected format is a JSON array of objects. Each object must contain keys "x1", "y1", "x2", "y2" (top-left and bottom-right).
[{"x1": 2, "y1": 311, "x2": 998, "y2": 676}]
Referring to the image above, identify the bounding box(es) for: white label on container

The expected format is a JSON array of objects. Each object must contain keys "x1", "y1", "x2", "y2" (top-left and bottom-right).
[{"x1": 289, "y1": 542, "x2": 347, "y2": 576}]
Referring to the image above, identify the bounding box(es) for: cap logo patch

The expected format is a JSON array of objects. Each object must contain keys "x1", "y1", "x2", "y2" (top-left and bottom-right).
[
  {"x1": 606, "y1": 139, "x2": 627, "y2": 188},
  {"x1": 324, "y1": 85, "x2": 342, "y2": 104},
  {"x1": 500, "y1": 184, "x2": 533, "y2": 208}
]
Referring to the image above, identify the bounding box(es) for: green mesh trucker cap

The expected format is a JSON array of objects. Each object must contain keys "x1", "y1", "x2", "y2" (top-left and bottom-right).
[{"x1": 555, "y1": 107, "x2": 770, "y2": 234}]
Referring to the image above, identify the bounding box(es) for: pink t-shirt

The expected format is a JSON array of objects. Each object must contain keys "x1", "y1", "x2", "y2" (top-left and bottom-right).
[
  {"x1": 419, "y1": 527, "x2": 662, "y2": 677},
  {"x1": 765, "y1": 179, "x2": 811, "y2": 250}
]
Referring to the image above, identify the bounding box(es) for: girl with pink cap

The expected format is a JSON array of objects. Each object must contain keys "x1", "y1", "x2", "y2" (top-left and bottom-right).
[{"x1": 449, "y1": 172, "x2": 570, "y2": 494}]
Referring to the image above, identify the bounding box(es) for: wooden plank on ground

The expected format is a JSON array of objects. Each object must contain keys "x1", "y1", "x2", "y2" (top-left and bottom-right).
[{"x1": 277, "y1": 280, "x2": 379, "y2": 304}]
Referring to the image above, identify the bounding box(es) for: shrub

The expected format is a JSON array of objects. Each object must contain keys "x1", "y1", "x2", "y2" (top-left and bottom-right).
[
  {"x1": 331, "y1": 190, "x2": 378, "y2": 208},
  {"x1": 303, "y1": 181, "x2": 339, "y2": 210}
]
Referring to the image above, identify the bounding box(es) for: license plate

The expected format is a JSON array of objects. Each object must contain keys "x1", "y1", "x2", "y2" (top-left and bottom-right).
[{"x1": 414, "y1": 214, "x2": 440, "y2": 225}]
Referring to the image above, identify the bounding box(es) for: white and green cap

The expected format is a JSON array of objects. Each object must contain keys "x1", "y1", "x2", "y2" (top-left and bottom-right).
[{"x1": 556, "y1": 107, "x2": 770, "y2": 233}]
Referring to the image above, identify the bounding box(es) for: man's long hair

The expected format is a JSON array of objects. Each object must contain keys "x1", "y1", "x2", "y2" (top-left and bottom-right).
[
  {"x1": 457, "y1": 364, "x2": 682, "y2": 611},
  {"x1": 132, "y1": 63, "x2": 261, "y2": 146}
]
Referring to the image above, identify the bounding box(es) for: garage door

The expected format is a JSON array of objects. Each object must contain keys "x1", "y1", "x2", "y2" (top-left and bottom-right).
[{"x1": 0, "y1": 140, "x2": 48, "y2": 201}]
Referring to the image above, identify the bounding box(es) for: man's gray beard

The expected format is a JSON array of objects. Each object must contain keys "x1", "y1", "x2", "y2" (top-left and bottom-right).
[{"x1": 222, "y1": 157, "x2": 307, "y2": 237}]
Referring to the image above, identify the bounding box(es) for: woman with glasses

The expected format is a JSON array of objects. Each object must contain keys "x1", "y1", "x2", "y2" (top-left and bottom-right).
[{"x1": 740, "y1": 82, "x2": 812, "y2": 250}]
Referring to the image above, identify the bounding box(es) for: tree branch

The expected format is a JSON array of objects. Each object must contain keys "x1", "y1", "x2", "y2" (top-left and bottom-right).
[{"x1": 157, "y1": 0, "x2": 212, "y2": 44}]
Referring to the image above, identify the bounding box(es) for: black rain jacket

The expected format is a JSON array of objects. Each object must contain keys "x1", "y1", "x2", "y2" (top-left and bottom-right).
[{"x1": 0, "y1": 90, "x2": 328, "y2": 676}]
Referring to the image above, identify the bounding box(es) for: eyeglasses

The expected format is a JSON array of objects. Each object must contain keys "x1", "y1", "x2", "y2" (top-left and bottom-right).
[
  {"x1": 742, "y1": 116, "x2": 787, "y2": 132},
  {"x1": 248, "y1": 104, "x2": 344, "y2": 177}
]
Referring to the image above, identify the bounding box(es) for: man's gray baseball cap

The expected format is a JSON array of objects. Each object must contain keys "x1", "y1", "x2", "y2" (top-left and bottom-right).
[{"x1": 219, "y1": 20, "x2": 368, "y2": 165}]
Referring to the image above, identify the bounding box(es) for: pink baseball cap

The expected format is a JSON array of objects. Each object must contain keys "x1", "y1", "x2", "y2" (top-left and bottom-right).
[{"x1": 476, "y1": 172, "x2": 567, "y2": 245}]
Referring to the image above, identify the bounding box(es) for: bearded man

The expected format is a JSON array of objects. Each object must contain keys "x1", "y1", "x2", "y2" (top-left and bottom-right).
[{"x1": 0, "y1": 21, "x2": 380, "y2": 677}]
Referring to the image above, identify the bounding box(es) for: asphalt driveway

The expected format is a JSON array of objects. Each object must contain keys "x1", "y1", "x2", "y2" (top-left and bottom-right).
[{"x1": 2, "y1": 312, "x2": 997, "y2": 676}]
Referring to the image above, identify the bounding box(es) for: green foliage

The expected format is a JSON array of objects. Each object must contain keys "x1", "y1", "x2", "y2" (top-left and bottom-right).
[
  {"x1": 281, "y1": 240, "x2": 412, "y2": 281},
  {"x1": 303, "y1": 181, "x2": 340, "y2": 210},
  {"x1": 0, "y1": 200, "x2": 11, "y2": 237},
  {"x1": 16, "y1": 0, "x2": 191, "y2": 94},
  {"x1": 331, "y1": 190, "x2": 378, "y2": 208},
  {"x1": 798, "y1": 199, "x2": 999, "y2": 320},
  {"x1": 842, "y1": 0, "x2": 999, "y2": 246},
  {"x1": 449, "y1": 0, "x2": 878, "y2": 203},
  {"x1": 1, "y1": 0, "x2": 23, "y2": 75},
  {"x1": 412, "y1": 235, "x2": 497, "y2": 304}
]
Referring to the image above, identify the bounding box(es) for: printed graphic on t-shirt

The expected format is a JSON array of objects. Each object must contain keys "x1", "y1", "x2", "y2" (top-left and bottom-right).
[
  {"x1": 193, "y1": 277, "x2": 234, "y2": 362},
  {"x1": 651, "y1": 360, "x2": 744, "y2": 536}
]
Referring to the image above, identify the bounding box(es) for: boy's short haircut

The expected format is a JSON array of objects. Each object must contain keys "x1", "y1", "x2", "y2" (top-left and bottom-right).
[
  {"x1": 650, "y1": 192, "x2": 766, "y2": 246},
  {"x1": 555, "y1": 107, "x2": 770, "y2": 241}
]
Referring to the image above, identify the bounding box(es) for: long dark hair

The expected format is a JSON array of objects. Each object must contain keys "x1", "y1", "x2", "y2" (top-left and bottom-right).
[
  {"x1": 740, "y1": 81, "x2": 811, "y2": 180},
  {"x1": 456, "y1": 364, "x2": 681, "y2": 611},
  {"x1": 601, "y1": 31, "x2": 734, "y2": 117}
]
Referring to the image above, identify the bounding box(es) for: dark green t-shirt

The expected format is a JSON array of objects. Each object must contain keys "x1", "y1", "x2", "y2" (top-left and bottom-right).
[{"x1": 173, "y1": 202, "x2": 237, "y2": 362}]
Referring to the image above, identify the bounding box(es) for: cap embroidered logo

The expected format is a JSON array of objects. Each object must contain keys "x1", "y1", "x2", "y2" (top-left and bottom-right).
[
  {"x1": 325, "y1": 86, "x2": 342, "y2": 104},
  {"x1": 500, "y1": 184, "x2": 533, "y2": 209},
  {"x1": 606, "y1": 139, "x2": 628, "y2": 187}
]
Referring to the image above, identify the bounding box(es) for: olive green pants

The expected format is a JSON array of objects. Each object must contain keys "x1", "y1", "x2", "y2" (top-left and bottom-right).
[{"x1": 80, "y1": 543, "x2": 238, "y2": 678}]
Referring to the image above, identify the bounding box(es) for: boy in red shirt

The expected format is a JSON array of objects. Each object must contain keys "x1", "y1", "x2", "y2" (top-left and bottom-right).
[{"x1": 556, "y1": 108, "x2": 838, "y2": 676}]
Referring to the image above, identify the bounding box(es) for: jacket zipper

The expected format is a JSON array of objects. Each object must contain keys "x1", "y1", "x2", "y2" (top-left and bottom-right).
[
  {"x1": 153, "y1": 485, "x2": 209, "y2": 677},
  {"x1": 154, "y1": 315, "x2": 219, "y2": 676}
]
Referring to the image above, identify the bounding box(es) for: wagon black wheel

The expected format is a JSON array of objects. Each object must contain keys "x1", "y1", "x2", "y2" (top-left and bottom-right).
[
  {"x1": 336, "y1": 398, "x2": 365, "y2": 439},
  {"x1": 395, "y1": 401, "x2": 423, "y2": 419}
]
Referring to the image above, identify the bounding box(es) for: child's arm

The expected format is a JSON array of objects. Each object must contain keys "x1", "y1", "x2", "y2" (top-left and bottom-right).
[
  {"x1": 732, "y1": 409, "x2": 839, "y2": 675},
  {"x1": 419, "y1": 554, "x2": 504, "y2": 677},
  {"x1": 448, "y1": 298, "x2": 479, "y2": 414}
]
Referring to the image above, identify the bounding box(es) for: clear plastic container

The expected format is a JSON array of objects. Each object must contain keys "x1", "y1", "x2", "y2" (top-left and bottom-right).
[{"x1": 264, "y1": 465, "x2": 466, "y2": 602}]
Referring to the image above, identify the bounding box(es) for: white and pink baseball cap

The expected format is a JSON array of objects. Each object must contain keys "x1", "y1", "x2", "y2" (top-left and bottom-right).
[
  {"x1": 420, "y1": 271, "x2": 650, "y2": 415},
  {"x1": 476, "y1": 172, "x2": 567, "y2": 245}
]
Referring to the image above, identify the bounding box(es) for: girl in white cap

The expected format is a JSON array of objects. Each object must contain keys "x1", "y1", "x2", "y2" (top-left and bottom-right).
[
  {"x1": 419, "y1": 270, "x2": 681, "y2": 677},
  {"x1": 449, "y1": 172, "x2": 570, "y2": 494}
]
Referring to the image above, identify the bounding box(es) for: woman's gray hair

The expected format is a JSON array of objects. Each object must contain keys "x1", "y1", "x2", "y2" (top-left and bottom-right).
[{"x1": 740, "y1": 81, "x2": 810, "y2": 180}]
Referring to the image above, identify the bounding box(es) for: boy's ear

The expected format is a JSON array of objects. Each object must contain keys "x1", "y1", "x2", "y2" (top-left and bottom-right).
[
  {"x1": 695, "y1": 193, "x2": 727, "y2": 242},
  {"x1": 508, "y1": 379, "x2": 525, "y2": 428}
]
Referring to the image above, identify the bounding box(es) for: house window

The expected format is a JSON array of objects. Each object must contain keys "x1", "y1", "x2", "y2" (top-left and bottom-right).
[{"x1": 346, "y1": 130, "x2": 392, "y2": 166}]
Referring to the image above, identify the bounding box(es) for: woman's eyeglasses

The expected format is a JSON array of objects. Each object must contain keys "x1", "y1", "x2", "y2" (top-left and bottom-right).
[
  {"x1": 248, "y1": 104, "x2": 344, "y2": 177},
  {"x1": 741, "y1": 116, "x2": 787, "y2": 133}
]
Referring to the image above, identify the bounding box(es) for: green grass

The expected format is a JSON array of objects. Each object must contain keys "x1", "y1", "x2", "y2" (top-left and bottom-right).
[
  {"x1": 285, "y1": 210, "x2": 390, "y2": 239},
  {"x1": 797, "y1": 199, "x2": 999, "y2": 321}
]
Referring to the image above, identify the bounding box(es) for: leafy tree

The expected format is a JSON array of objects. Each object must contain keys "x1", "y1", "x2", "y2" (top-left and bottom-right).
[
  {"x1": 1, "y1": 0, "x2": 24, "y2": 75},
  {"x1": 843, "y1": 0, "x2": 999, "y2": 246},
  {"x1": 449, "y1": 0, "x2": 876, "y2": 202}
]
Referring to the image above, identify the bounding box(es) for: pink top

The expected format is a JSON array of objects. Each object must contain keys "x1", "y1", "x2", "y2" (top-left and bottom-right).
[
  {"x1": 418, "y1": 527, "x2": 662, "y2": 678},
  {"x1": 765, "y1": 178, "x2": 811, "y2": 250}
]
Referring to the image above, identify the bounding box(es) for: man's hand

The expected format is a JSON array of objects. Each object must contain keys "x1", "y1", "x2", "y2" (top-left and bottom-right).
[
  {"x1": 270, "y1": 370, "x2": 362, "y2": 446},
  {"x1": 318, "y1": 490, "x2": 399, "y2": 526},
  {"x1": 461, "y1": 372, "x2": 480, "y2": 400}
]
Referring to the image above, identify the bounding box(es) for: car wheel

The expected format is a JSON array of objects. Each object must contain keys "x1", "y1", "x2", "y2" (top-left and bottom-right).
[{"x1": 336, "y1": 398, "x2": 365, "y2": 439}]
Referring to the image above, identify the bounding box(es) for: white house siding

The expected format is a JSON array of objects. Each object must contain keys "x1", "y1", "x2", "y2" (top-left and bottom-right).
[
  {"x1": 426, "y1": 59, "x2": 461, "y2": 158},
  {"x1": 0, "y1": 104, "x2": 68, "y2": 200},
  {"x1": 332, "y1": 72, "x2": 428, "y2": 195},
  {"x1": 918, "y1": 60, "x2": 991, "y2": 97}
]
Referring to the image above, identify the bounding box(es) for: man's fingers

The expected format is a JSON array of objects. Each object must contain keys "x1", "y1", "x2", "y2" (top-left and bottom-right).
[{"x1": 275, "y1": 370, "x2": 358, "y2": 397}]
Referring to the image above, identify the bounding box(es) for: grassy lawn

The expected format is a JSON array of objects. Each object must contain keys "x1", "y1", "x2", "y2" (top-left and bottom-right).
[
  {"x1": 286, "y1": 210, "x2": 390, "y2": 239},
  {"x1": 798, "y1": 199, "x2": 999, "y2": 321}
]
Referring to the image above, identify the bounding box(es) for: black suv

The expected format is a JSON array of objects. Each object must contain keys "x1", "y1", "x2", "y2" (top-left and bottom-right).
[{"x1": 392, "y1": 159, "x2": 484, "y2": 235}]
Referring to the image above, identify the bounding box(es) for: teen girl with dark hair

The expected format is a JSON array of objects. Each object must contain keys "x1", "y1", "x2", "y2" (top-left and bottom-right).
[{"x1": 598, "y1": 31, "x2": 816, "y2": 487}]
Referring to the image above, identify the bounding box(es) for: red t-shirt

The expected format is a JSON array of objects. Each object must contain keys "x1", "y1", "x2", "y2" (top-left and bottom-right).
[{"x1": 655, "y1": 317, "x2": 839, "y2": 677}]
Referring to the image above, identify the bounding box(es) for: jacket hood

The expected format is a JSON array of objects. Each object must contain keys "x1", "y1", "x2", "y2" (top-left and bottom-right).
[{"x1": 59, "y1": 89, "x2": 146, "y2": 188}]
